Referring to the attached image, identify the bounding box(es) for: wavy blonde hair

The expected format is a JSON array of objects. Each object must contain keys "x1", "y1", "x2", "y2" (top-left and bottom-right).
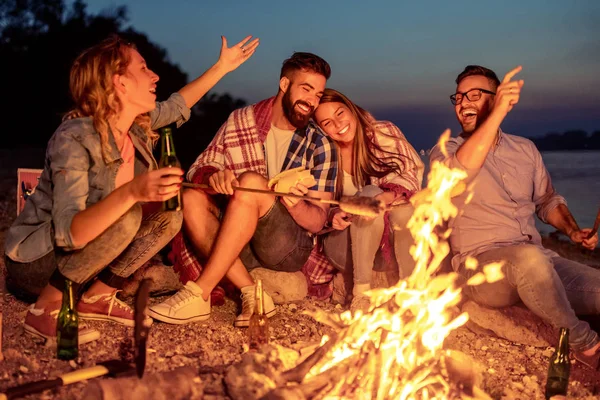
[
  {"x1": 318, "y1": 88, "x2": 407, "y2": 200},
  {"x1": 64, "y1": 35, "x2": 157, "y2": 162}
]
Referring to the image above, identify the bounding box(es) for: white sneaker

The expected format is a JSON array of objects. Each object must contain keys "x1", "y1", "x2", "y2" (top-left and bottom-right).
[
  {"x1": 148, "y1": 281, "x2": 210, "y2": 324},
  {"x1": 234, "y1": 286, "x2": 277, "y2": 328}
]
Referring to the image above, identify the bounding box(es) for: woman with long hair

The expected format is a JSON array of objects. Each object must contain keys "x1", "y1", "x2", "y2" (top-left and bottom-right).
[
  {"x1": 4, "y1": 34, "x2": 258, "y2": 344},
  {"x1": 314, "y1": 88, "x2": 424, "y2": 311}
]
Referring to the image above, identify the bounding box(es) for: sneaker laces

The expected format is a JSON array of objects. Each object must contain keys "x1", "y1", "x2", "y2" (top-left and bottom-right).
[
  {"x1": 164, "y1": 285, "x2": 200, "y2": 308},
  {"x1": 83, "y1": 290, "x2": 131, "y2": 315},
  {"x1": 240, "y1": 290, "x2": 255, "y2": 316}
]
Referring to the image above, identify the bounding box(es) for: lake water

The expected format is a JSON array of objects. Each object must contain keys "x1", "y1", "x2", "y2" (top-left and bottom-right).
[{"x1": 420, "y1": 150, "x2": 600, "y2": 235}]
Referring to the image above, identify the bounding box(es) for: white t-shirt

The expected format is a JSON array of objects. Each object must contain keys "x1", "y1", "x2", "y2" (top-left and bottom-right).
[
  {"x1": 343, "y1": 172, "x2": 358, "y2": 196},
  {"x1": 265, "y1": 124, "x2": 295, "y2": 179}
]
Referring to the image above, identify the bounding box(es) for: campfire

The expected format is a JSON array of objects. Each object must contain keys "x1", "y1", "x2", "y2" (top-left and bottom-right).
[{"x1": 227, "y1": 130, "x2": 505, "y2": 400}]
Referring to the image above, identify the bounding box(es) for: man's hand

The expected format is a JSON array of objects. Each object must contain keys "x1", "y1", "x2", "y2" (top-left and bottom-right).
[
  {"x1": 331, "y1": 209, "x2": 352, "y2": 231},
  {"x1": 281, "y1": 182, "x2": 308, "y2": 208},
  {"x1": 208, "y1": 169, "x2": 239, "y2": 195},
  {"x1": 570, "y1": 228, "x2": 599, "y2": 250},
  {"x1": 492, "y1": 66, "x2": 525, "y2": 117}
]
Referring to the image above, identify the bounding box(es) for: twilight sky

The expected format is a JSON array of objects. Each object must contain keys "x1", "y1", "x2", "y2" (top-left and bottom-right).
[{"x1": 84, "y1": 0, "x2": 600, "y2": 150}]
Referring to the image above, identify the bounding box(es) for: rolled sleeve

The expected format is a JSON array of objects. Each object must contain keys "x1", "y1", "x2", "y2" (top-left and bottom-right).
[
  {"x1": 150, "y1": 92, "x2": 191, "y2": 130},
  {"x1": 49, "y1": 132, "x2": 90, "y2": 250}
]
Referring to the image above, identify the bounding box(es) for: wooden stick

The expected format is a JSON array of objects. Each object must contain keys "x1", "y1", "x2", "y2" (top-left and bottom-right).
[{"x1": 281, "y1": 335, "x2": 338, "y2": 384}]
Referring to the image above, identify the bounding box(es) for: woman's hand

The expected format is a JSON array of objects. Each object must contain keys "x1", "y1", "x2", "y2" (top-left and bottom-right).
[
  {"x1": 216, "y1": 35, "x2": 259, "y2": 74},
  {"x1": 128, "y1": 167, "x2": 183, "y2": 202},
  {"x1": 331, "y1": 209, "x2": 352, "y2": 231}
]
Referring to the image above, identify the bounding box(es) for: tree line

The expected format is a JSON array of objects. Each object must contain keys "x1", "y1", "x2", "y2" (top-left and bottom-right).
[
  {"x1": 0, "y1": 0, "x2": 244, "y2": 169},
  {"x1": 528, "y1": 130, "x2": 600, "y2": 151}
]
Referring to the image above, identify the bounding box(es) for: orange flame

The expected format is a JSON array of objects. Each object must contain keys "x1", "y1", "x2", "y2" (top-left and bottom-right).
[{"x1": 303, "y1": 130, "x2": 502, "y2": 399}]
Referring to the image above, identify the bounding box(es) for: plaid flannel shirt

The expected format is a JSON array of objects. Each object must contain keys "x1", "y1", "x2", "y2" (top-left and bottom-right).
[
  {"x1": 301, "y1": 120, "x2": 424, "y2": 298},
  {"x1": 171, "y1": 97, "x2": 338, "y2": 294}
]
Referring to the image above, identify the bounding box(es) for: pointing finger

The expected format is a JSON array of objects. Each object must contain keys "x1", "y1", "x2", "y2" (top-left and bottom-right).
[{"x1": 502, "y1": 66, "x2": 523, "y2": 84}]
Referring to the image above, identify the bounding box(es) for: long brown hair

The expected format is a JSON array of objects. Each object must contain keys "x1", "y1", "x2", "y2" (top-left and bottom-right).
[
  {"x1": 318, "y1": 88, "x2": 407, "y2": 199},
  {"x1": 64, "y1": 35, "x2": 156, "y2": 162}
]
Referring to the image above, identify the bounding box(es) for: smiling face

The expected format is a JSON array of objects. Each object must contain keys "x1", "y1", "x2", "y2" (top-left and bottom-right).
[
  {"x1": 116, "y1": 48, "x2": 159, "y2": 115},
  {"x1": 281, "y1": 69, "x2": 326, "y2": 128},
  {"x1": 315, "y1": 101, "x2": 357, "y2": 146},
  {"x1": 454, "y1": 75, "x2": 495, "y2": 135}
]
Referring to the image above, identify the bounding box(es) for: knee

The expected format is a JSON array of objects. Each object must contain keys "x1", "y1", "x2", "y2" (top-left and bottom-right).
[
  {"x1": 162, "y1": 210, "x2": 183, "y2": 239},
  {"x1": 357, "y1": 185, "x2": 383, "y2": 198},
  {"x1": 238, "y1": 171, "x2": 268, "y2": 189},
  {"x1": 234, "y1": 172, "x2": 272, "y2": 206},
  {"x1": 117, "y1": 203, "x2": 143, "y2": 239},
  {"x1": 182, "y1": 188, "x2": 220, "y2": 219}
]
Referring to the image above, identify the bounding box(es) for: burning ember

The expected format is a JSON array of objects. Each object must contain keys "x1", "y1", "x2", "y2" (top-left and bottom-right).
[{"x1": 295, "y1": 130, "x2": 504, "y2": 399}]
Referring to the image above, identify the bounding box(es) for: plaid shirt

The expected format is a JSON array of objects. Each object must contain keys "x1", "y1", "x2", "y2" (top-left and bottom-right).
[
  {"x1": 171, "y1": 97, "x2": 338, "y2": 291},
  {"x1": 301, "y1": 120, "x2": 424, "y2": 298}
]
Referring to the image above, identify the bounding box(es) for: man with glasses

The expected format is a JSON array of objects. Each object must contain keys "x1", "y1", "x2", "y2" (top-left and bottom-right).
[{"x1": 430, "y1": 65, "x2": 600, "y2": 368}]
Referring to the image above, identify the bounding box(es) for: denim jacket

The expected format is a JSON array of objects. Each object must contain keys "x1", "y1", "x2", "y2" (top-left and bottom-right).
[{"x1": 5, "y1": 93, "x2": 190, "y2": 263}]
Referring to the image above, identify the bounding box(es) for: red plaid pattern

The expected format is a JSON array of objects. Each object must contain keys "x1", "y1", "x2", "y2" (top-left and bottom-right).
[{"x1": 171, "y1": 97, "x2": 339, "y2": 298}]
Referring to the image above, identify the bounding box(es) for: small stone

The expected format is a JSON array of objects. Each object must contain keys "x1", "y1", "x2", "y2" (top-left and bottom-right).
[
  {"x1": 488, "y1": 368, "x2": 496, "y2": 374},
  {"x1": 19, "y1": 366, "x2": 28, "y2": 374},
  {"x1": 69, "y1": 360, "x2": 77, "y2": 369},
  {"x1": 481, "y1": 345, "x2": 489, "y2": 351},
  {"x1": 542, "y1": 347, "x2": 555, "y2": 358},
  {"x1": 289, "y1": 304, "x2": 298, "y2": 312}
]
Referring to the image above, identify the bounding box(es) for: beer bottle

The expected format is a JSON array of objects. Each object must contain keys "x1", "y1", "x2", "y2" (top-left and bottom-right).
[
  {"x1": 56, "y1": 279, "x2": 78, "y2": 360},
  {"x1": 248, "y1": 280, "x2": 269, "y2": 350},
  {"x1": 158, "y1": 126, "x2": 183, "y2": 211},
  {"x1": 545, "y1": 328, "x2": 570, "y2": 399}
]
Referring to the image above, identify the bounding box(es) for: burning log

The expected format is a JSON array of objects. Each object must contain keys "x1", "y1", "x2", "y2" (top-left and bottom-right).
[{"x1": 82, "y1": 366, "x2": 201, "y2": 400}]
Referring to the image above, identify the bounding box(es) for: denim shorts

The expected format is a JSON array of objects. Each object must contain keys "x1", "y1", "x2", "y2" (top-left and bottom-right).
[{"x1": 239, "y1": 200, "x2": 314, "y2": 272}]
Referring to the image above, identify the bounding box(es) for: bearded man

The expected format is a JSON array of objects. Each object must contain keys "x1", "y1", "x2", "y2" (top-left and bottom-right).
[
  {"x1": 149, "y1": 52, "x2": 338, "y2": 327},
  {"x1": 430, "y1": 65, "x2": 600, "y2": 368}
]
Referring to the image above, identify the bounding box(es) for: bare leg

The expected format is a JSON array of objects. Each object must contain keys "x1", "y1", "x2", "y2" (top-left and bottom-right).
[
  {"x1": 182, "y1": 188, "x2": 256, "y2": 298},
  {"x1": 194, "y1": 172, "x2": 274, "y2": 296}
]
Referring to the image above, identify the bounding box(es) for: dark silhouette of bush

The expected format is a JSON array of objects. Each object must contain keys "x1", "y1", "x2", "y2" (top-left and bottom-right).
[{"x1": 0, "y1": 0, "x2": 245, "y2": 170}]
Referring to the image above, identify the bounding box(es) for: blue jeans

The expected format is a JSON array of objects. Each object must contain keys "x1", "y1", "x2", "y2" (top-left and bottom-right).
[
  {"x1": 6, "y1": 204, "x2": 182, "y2": 299},
  {"x1": 459, "y1": 243, "x2": 600, "y2": 352},
  {"x1": 239, "y1": 200, "x2": 314, "y2": 272}
]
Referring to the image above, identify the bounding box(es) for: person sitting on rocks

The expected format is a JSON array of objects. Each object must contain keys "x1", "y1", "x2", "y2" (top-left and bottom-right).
[
  {"x1": 3, "y1": 34, "x2": 258, "y2": 344},
  {"x1": 309, "y1": 88, "x2": 423, "y2": 312},
  {"x1": 429, "y1": 64, "x2": 600, "y2": 368},
  {"x1": 148, "y1": 52, "x2": 338, "y2": 327}
]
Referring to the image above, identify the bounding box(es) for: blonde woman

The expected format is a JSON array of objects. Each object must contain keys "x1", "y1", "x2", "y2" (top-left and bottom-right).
[
  {"x1": 314, "y1": 88, "x2": 423, "y2": 311},
  {"x1": 4, "y1": 34, "x2": 258, "y2": 343}
]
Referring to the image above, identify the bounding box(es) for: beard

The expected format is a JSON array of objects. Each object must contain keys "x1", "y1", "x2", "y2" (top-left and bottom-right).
[
  {"x1": 460, "y1": 105, "x2": 491, "y2": 137},
  {"x1": 282, "y1": 90, "x2": 314, "y2": 129}
]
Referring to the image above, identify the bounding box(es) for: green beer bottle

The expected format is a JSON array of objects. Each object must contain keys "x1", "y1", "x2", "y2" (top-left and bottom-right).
[
  {"x1": 545, "y1": 327, "x2": 570, "y2": 399},
  {"x1": 248, "y1": 280, "x2": 269, "y2": 351},
  {"x1": 56, "y1": 279, "x2": 78, "y2": 360},
  {"x1": 158, "y1": 126, "x2": 183, "y2": 211}
]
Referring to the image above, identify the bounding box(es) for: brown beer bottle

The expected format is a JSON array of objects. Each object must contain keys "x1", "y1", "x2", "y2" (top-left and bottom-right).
[
  {"x1": 158, "y1": 126, "x2": 183, "y2": 211},
  {"x1": 248, "y1": 280, "x2": 269, "y2": 350}
]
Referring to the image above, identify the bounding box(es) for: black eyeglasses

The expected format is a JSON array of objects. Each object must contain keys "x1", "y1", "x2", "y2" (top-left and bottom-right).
[{"x1": 450, "y1": 88, "x2": 496, "y2": 105}]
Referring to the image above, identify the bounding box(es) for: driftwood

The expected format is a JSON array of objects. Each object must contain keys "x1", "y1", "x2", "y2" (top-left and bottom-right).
[{"x1": 82, "y1": 366, "x2": 201, "y2": 400}]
